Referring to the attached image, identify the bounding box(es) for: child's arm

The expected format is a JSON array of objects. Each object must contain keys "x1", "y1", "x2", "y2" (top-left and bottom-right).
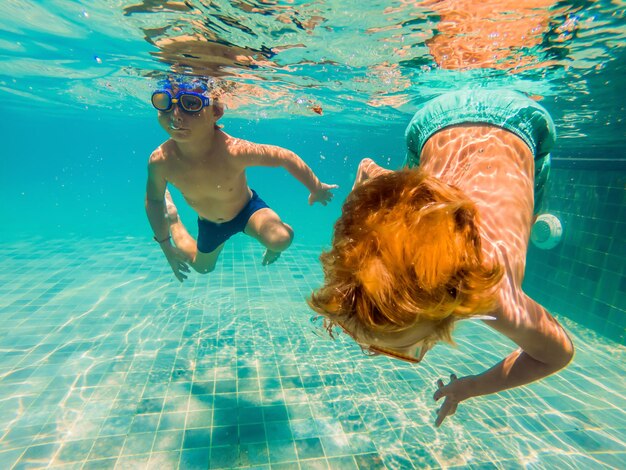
[
  {"x1": 145, "y1": 151, "x2": 190, "y2": 282},
  {"x1": 241, "y1": 143, "x2": 338, "y2": 205},
  {"x1": 433, "y1": 292, "x2": 574, "y2": 426},
  {"x1": 145, "y1": 152, "x2": 170, "y2": 245}
]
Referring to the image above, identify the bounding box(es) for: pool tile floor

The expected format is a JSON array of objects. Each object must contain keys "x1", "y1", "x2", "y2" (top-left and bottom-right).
[{"x1": 0, "y1": 236, "x2": 624, "y2": 469}]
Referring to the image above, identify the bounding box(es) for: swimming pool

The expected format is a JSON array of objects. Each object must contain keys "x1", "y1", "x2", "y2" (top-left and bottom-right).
[
  {"x1": 0, "y1": 237, "x2": 624, "y2": 468},
  {"x1": 2, "y1": 0, "x2": 625, "y2": 469}
]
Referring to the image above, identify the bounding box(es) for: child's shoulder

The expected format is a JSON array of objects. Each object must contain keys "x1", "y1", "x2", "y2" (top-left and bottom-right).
[
  {"x1": 222, "y1": 132, "x2": 260, "y2": 155},
  {"x1": 149, "y1": 141, "x2": 175, "y2": 164},
  {"x1": 221, "y1": 130, "x2": 251, "y2": 146}
]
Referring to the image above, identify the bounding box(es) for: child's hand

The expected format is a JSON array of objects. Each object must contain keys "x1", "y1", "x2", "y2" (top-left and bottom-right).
[
  {"x1": 308, "y1": 182, "x2": 338, "y2": 206},
  {"x1": 433, "y1": 373, "x2": 474, "y2": 427},
  {"x1": 162, "y1": 245, "x2": 191, "y2": 282}
]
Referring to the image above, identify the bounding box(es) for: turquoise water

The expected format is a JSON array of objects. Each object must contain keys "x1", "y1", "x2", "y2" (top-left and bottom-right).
[
  {"x1": 2, "y1": 1, "x2": 625, "y2": 469},
  {"x1": 1, "y1": 238, "x2": 624, "y2": 469}
]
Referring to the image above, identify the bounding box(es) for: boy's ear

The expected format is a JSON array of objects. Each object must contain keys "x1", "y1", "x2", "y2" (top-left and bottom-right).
[{"x1": 212, "y1": 101, "x2": 224, "y2": 120}]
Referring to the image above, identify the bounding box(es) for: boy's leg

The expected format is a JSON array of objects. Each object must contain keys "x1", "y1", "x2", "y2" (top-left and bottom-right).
[
  {"x1": 244, "y1": 208, "x2": 294, "y2": 265},
  {"x1": 165, "y1": 190, "x2": 224, "y2": 273},
  {"x1": 192, "y1": 244, "x2": 225, "y2": 274}
]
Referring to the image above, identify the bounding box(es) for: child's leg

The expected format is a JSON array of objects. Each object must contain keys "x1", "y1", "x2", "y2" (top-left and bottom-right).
[
  {"x1": 165, "y1": 190, "x2": 224, "y2": 273},
  {"x1": 244, "y1": 208, "x2": 294, "y2": 265},
  {"x1": 192, "y1": 244, "x2": 225, "y2": 274}
]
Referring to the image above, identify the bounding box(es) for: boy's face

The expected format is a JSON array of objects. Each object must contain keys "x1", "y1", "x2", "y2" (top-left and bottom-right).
[
  {"x1": 155, "y1": 85, "x2": 222, "y2": 141},
  {"x1": 346, "y1": 319, "x2": 435, "y2": 364}
]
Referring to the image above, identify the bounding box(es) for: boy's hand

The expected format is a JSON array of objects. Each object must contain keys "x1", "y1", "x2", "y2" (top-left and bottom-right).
[
  {"x1": 162, "y1": 245, "x2": 191, "y2": 282},
  {"x1": 433, "y1": 373, "x2": 475, "y2": 427},
  {"x1": 308, "y1": 182, "x2": 338, "y2": 206}
]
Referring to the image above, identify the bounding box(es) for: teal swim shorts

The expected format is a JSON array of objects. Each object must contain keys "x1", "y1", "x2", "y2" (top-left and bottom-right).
[{"x1": 404, "y1": 89, "x2": 555, "y2": 207}]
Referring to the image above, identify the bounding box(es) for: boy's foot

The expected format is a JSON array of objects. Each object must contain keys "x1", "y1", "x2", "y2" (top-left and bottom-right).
[
  {"x1": 164, "y1": 189, "x2": 179, "y2": 224},
  {"x1": 262, "y1": 249, "x2": 281, "y2": 266}
]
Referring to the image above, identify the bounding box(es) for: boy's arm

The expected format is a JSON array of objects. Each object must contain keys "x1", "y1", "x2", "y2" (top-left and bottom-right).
[
  {"x1": 145, "y1": 151, "x2": 190, "y2": 282},
  {"x1": 242, "y1": 143, "x2": 338, "y2": 205},
  {"x1": 434, "y1": 292, "x2": 574, "y2": 426},
  {"x1": 145, "y1": 152, "x2": 170, "y2": 243}
]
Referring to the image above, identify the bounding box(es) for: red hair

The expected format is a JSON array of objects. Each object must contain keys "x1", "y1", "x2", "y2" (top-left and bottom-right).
[{"x1": 308, "y1": 168, "x2": 503, "y2": 345}]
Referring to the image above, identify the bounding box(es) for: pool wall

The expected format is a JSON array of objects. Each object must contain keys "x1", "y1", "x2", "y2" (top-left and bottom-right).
[{"x1": 525, "y1": 157, "x2": 626, "y2": 344}]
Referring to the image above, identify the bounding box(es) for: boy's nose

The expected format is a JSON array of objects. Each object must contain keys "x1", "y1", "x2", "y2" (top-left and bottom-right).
[
  {"x1": 171, "y1": 104, "x2": 184, "y2": 117},
  {"x1": 170, "y1": 110, "x2": 183, "y2": 124}
]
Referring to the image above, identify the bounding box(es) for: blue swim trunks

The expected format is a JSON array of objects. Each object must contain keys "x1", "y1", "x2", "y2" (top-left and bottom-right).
[
  {"x1": 404, "y1": 89, "x2": 555, "y2": 207},
  {"x1": 197, "y1": 189, "x2": 269, "y2": 253}
]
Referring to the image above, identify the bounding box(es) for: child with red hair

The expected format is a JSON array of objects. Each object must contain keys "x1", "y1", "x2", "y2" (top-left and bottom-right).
[{"x1": 309, "y1": 89, "x2": 573, "y2": 427}]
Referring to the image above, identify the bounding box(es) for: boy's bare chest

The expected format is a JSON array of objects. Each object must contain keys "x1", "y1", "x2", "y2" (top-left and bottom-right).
[{"x1": 166, "y1": 157, "x2": 245, "y2": 198}]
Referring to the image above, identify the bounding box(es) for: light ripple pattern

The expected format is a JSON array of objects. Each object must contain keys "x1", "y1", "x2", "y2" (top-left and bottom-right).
[{"x1": 0, "y1": 236, "x2": 624, "y2": 469}]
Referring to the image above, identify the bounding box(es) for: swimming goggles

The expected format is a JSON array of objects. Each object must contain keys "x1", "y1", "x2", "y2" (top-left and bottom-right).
[
  {"x1": 310, "y1": 315, "x2": 428, "y2": 364},
  {"x1": 362, "y1": 340, "x2": 428, "y2": 364},
  {"x1": 151, "y1": 90, "x2": 212, "y2": 113}
]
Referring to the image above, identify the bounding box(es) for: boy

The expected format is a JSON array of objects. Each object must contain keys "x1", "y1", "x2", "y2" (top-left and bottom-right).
[
  {"x1": 145, "y1": 77, "x2": 337, "y2": 281},
  {"x1": 309, "y1": 89, "x2": 573, "y2": 426}
]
